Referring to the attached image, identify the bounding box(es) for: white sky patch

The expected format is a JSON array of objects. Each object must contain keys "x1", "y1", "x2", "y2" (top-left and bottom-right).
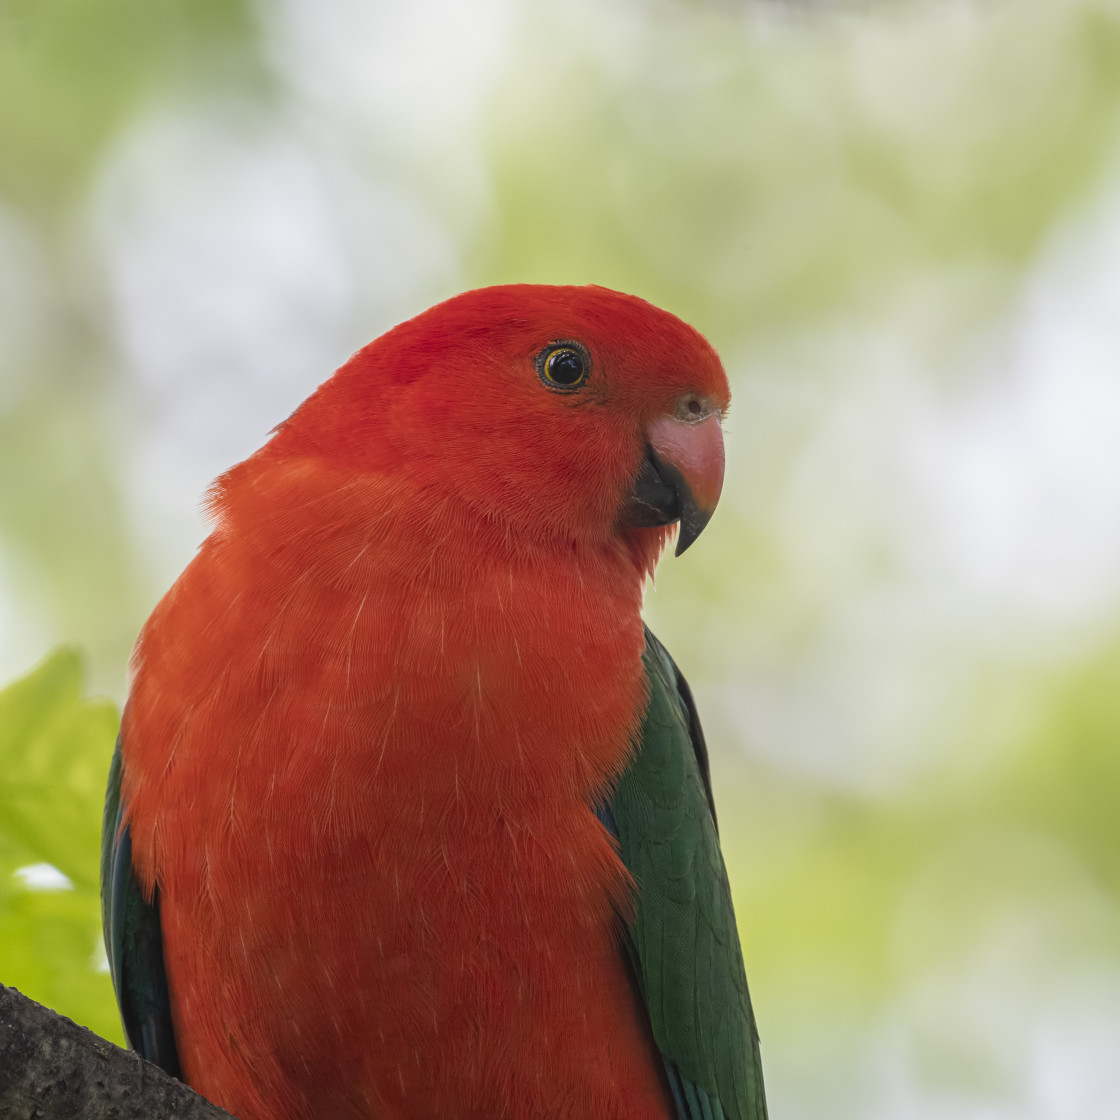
[
  {"x1": 15, "y1": 863, "x2": 75, "y2": 891},
  {"x1": 722, "y1": 172, "x2": 1120, "y2": 792},
  {"x1": 863, "y1": 960, "x2": 1120, "y2": 1120},
  {"x1": 259, "y1": 0, "x2": 510, "y2": 230},
  {"x1": 261, "y1": 0, "x2": 513, "y2": 145},
  {"x1": 85, "y1": 99, "x2": 459, "y2": 588},
  {"x1": 905, "y1": 179, "x2": 1120, "y2": 630}
]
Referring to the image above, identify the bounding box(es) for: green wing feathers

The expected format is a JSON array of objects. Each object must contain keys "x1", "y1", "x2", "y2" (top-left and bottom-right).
[
  {"x1": 101, "y1": 736, "x2": 181, "y2": 1076},
  {"x1": 609, "y1": 629, "x2": 768, "y2": 1120}
]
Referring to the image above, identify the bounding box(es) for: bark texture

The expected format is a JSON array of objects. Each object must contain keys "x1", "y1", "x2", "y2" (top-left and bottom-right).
[{"x1": 0, "y1": 984, "x2": 233, "y2": 1119}]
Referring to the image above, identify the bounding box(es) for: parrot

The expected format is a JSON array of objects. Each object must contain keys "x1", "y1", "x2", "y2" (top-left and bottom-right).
[{"x1": 101, "y1": 284, "x2": 768, "y2": 1120}]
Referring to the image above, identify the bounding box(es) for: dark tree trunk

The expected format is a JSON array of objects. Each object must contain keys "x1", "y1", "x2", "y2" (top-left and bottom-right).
[{"x1": 0, "y1": 984, "x2": 234, "y2": 1119}]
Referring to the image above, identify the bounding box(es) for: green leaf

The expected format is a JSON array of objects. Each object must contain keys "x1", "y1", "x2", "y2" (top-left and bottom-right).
[{"x1": 0, "y1": 648, "x2": 123, "y2": 1043}]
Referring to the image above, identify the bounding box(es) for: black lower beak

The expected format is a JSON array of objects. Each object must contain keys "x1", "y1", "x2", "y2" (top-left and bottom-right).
[
  {"x1": 621, "y1": 446, "x2": 712, "y2": 556},
  {"x1": 622, "y1": 447, "x2": 680, "y2": 529}
]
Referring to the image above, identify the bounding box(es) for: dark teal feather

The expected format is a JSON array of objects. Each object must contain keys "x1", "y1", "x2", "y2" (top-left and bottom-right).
[
  {"x1": 605, "y1": 628, "x2": 768, "y2": 1120},
  {"x1": 101, "y1": 735, "x2": 181, "y2": 1078}
]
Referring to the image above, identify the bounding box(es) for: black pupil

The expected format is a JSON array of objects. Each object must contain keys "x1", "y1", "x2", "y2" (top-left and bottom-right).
[{"x1": 548, "y1": 349, "x2": 584, "y2": 385}]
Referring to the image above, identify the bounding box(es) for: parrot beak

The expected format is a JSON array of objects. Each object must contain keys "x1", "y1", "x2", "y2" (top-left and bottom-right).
[{"x1": 622, "y1": 407, "x2": 725, "y2": 556}]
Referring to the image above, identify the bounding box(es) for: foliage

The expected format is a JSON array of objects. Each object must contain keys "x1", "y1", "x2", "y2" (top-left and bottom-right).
[{"x1": 0, "y1": 651, "x2": 123, "y2": 1044}]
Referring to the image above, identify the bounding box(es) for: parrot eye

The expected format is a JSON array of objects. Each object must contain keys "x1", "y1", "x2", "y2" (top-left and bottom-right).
[{"x1": 537, "y1": 343, "x2": 590, "y2": 391}]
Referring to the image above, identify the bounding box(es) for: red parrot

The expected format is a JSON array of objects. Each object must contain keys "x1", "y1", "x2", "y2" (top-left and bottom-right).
[{"x1": 101, "y1": 285, "x2": 767, "y2": 1119}]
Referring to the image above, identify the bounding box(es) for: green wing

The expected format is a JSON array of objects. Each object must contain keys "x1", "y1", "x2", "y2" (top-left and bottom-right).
[
  {"x1": 605, "y1": 628, "x2": 768, "y2": 1120},
  {"x1": 101, "y1": 735, "x2": 181, "y2": 1077}
]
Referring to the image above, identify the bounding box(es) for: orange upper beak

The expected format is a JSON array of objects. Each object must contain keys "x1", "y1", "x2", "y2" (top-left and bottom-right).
[{"x1": 621, "y1": 410, "x2": 725, "y2": 556}]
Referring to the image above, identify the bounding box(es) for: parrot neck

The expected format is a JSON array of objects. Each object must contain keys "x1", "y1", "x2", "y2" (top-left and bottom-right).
[{"x1": 127, "y1": 453, "x2": 656, "y2": 859}]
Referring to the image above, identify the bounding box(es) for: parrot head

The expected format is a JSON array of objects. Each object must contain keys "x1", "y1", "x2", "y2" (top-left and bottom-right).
[{"x1": 260, "y1": 284, "x2": 729, "y2": 564}]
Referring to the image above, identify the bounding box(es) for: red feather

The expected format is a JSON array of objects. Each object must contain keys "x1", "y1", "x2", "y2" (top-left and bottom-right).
[{"x1": 121, "y1": 285, "x2": 730, "y2": 1119}]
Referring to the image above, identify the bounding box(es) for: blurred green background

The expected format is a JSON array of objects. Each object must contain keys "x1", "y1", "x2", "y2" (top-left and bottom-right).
[{"x1": 3, "y1": 0, "x2": 1120, "y2": 1115}]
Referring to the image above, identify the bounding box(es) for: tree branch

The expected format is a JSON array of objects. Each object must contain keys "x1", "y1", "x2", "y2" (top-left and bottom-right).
[{"x1": 0, "y1": 984, "x2": 234, "y2": 1119}]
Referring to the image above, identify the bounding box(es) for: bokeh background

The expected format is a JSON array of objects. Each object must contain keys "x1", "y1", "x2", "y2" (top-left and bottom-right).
[{"x1": 3, "y1": 0, "x2": 1120, "y2": 1115}]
